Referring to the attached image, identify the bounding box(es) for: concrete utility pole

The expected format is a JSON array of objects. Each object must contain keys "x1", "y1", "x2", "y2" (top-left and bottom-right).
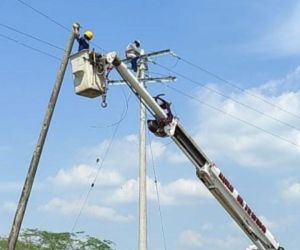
[
  {"x1": 8, "y1": 24, "x2": 78, "y2": 250},
  {"x1": 137, "y1": 51, "x2": 147, "y2": 250}
]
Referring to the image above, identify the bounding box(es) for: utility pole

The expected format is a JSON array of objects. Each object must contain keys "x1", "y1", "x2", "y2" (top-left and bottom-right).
[
  {"x1": 8, "y1": 23, "x2": 78, "y2": 250},
  {"x1": 109, "y1": 50, "x2": 175, "y2": 250},
  {"x1": 137, "y1": 50, "x2": 147, "y2": 250}
]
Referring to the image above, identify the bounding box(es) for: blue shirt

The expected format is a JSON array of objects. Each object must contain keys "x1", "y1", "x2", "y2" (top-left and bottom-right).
[{"x1": 76, "y1": 36, "x2": 89, "y2": 51}]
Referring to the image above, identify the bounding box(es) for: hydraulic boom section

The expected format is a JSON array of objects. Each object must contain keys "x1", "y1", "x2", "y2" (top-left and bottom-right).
[{"x1": 109, "y1": 53, "x2": 284, "y2": 250}]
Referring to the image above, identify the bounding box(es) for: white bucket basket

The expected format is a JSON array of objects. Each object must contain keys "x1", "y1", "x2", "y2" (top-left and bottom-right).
[{"x1": 70, "y1": 50, "x2": 106, "y2": 98}]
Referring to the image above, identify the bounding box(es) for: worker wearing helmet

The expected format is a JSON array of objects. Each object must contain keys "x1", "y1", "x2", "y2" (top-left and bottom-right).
[
  {"x1": 125, "y1": 40, "x2": 141, "y2": 72},
  {"x1": 75, "y1": 30, "x2": 93, "y2": 52}
]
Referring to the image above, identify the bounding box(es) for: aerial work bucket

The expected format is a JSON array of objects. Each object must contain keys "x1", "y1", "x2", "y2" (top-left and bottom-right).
[{"x1": 70, "y1": 50, "x2": 106, "y2": 98}]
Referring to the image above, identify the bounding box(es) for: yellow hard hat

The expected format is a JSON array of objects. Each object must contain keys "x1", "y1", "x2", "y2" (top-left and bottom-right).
[{"x1": 84, "y1": 30, "x2": 93, "y2": 40}]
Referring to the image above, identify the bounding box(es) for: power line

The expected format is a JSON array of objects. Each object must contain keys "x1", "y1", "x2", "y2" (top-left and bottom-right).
[
  {"x1": 167, "y1": 84, "x2": 300, "y2": 149},
  {"x1": 0, "y1": 23, "x2": 65, "y2": 51},
  {"x1": 15, "y1": 0, "x2": 69, "y2": 31},
  {"x1": 15, "y1": 0, "x2": 107, "y2": 53},
  {"x1": 172, "y1": 53, "x2": 300, "y2": 121},
  {"x1": 0, "y1": 33, "x2": 60, "y2": 60},
  {"x1": 150, "y1": 60, "x2": 300, "y2": 133}
]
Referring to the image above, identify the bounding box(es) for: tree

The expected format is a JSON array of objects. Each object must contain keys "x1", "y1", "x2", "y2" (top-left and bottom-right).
[{"x1": 0, "y1": 228, "x2": 114, "y2": 250}]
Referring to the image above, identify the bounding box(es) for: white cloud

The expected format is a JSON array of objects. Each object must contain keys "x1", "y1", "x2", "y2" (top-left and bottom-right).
[
  {"x1": 164, "y1": 178, "x2": 211, "y2": 199},
  {"x1": 108, "y1": 177, "x2": 211, "y2": 205},
  {"x1": 178, "y1": 230, "x2": 204, "y2": 248},
  {"x1": 178, "y1": 229, "x2": 242, "y2": 249},
  {"x1": 39, "y1": 198, "x2": 133, "y2": 223},
  {"x1": 80, "y1": 134, "x2": 139, "y2": 169},
  {"x1": 108, "y1": 178, "x2": 139, "y2": 203},
  {"x1": 146, "y1": 140, "x2": 166, "y2": 159},
  {"x1": 281, "y1": 181, "x2": 300, "y2": 201},
  {"x1": 1, "y1": 201, "x2": 17, "y2": 213},
  {"x1": 48, "y1": 164, "x2": 124, "y2": 188},
  {"x1": 191, "y1": 74, "x2": 300, "y2": 168}
]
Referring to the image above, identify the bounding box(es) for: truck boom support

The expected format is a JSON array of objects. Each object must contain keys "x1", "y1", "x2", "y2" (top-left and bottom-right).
[{"x1": 111, "y1": 54, "x2": 284, "y2": 250}]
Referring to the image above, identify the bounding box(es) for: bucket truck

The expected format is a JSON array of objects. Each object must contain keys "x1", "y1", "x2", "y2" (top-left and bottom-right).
[{"x1": 70, "y1": 50, "x2": 285, "y2": 250}]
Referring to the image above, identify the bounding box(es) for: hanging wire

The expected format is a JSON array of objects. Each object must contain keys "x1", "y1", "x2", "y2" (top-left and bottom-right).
[
  {"x1": 171, "y1": 53, "x2": 300, "y2": 121},
  {"x1": 167, "y1": 84, "x2": 300, "y2": 149},
  {"x1": 146, "y1": 123, "x2": 168, "y2": 250},
  {"x1": 71, "y1": 118, "x2": 123, "y2": 234},
  {"x1": 90, "y1": 87, "x2": 132, "y2": 129},
  {"x1": 0, "y1": 33, "x2": 60, "y2": 60},
  {"x1": 0, "y1": 23, "x2": 65, "y2": 51},
  {"x1": 149, "y1": 60, "x2": 300, "y2": 133}
]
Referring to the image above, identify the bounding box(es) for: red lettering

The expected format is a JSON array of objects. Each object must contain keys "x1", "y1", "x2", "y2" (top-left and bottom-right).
[
  {"x1": 219, "y1": 172, "x2": 267, "y2": 235},
  {"x1": 245, "y1": 205, "x2": 252, "y2": 216},
  {"x1": 237, "y1": 195, "x2": 244, "y2": 207},
  {"x1": 219, "y1": 172, "x2": 234, "y2": 193}
]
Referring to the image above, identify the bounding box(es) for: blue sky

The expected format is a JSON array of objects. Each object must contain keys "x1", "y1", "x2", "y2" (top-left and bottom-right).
[{"x1": 1, "y1": 0, "x2": 300, "y2": 249}]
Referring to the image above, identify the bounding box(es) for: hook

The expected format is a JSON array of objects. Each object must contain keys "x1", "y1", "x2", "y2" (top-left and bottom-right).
[
  {"x1": 101, "y1": 94, "x2": 108, "y2": 108},
  {"x1": 101, "y1": 101, "x2": 108, "y2": 108}
]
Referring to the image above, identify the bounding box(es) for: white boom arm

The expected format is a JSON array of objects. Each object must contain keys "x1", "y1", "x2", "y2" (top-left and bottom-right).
[{"x1": 110, "y1": 53, "x2": 284, "y2": 250}]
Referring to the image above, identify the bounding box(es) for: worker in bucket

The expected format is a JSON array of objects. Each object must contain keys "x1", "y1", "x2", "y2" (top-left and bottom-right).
[
  {"x1": 74, "y1": 25, "x2": 93, "y2": 52},
  {"x1": 125, "y1": 40, "x2": 141, "y2": 72}
]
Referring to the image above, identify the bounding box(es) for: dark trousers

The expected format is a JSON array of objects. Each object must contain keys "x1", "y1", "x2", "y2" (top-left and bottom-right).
[{"x1": 131, "y1": 57, "x2": 139, "y2": 72}]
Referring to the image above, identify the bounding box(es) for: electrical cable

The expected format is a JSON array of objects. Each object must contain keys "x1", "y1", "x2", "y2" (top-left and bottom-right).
[
  {"x1": 167, "y1": 84, "x2": 300, "y2": 149},
  {"x1": 172, "y1": 53, "x2": 300, "y2": 121},
  {"x1": 15, "y1": 0, "x2": 108, "y2": 54},
  {"x1": 15, "y1": 0, "x2": 70, "y2": 31},
  {"x1": 150, "y1": 60, "x2": 300, "y2": 133},
  {"x1": 0, "y1": 23, "x2": 65, "y2": 51},
  {"x1": 146, "y1": 126, "x2": 168, "y2": 250},
  {"x1": 71, "y1": 119, "x2": 122, "y2": 234},
  {"x1": 0, "y1": 33, "x2": 60, "y2": 60},
  {"x1": 90, "y1": 87, "x2": 132, "y2": 129}
]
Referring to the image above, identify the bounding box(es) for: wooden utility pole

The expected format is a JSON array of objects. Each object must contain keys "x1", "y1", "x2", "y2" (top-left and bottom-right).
[{"x1": 8, "y1": 23, "x2": 78, "y2": 250}]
